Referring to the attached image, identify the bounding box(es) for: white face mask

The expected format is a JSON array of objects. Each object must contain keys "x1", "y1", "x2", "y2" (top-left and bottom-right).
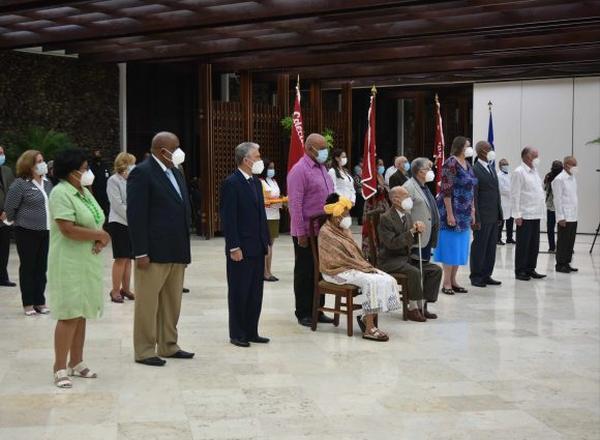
[
  {"x1": 500, "y1": 165, "x2": 509, "y2": 173},
  {"x1": 339, "y1": 216, "x2": 352, "y2": 229},
  {"x1": 34, "y1": 162, "x2": 48, "y2": 176},
  {"x1": 425, "y1": 170, "x2": 435, "y2": 182},
  {"x1": 569, "y1": 166, "x2": 578, "y2": 175},
  {"x1": 486, "y1": 151, "x2": 496, "y2": 162},
  {"x1": 401, "y1": 197, "x2": 413, "y2": 211},
  {"x1": 532, "y1": 157, "x2": 540, "y2": 168},
  {"x1": 340, "y1": 157, "x2": 348, "y2": 167},
  {"x1": 79, "y1": 170, "x2": 95, "y2": 187},
  {"x1": 250, "y1": 159, "x2": 265, "y2": 175},
  {"x1": 165, "y1": 148, "x2": 185, "y2": 167},
  {"x1": 464, "y1": 146, "x2": 474, "y2": 158}
]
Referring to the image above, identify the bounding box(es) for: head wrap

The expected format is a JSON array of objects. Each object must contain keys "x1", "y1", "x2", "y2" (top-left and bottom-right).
[{"x1": 323, "y1": 196, "x2": 353, "y2": 217}]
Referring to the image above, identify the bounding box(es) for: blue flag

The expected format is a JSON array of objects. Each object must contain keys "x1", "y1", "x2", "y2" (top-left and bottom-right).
[{"x1": 487, "y1": 110, "x2": 494, "y2": 150}]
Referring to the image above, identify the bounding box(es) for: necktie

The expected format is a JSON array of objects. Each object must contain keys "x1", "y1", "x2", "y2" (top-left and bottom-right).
[{"x1": 165, "y1": 169, "x2": 182, "y2": 199}]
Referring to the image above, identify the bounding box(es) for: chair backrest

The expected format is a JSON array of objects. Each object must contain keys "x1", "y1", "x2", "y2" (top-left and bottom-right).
[
  {"x1": 308, "y1": 214, "x2": 328, "y2": 289},
  {"x1": 365, "y1": 208, "x2": 384, "y2": 266}
]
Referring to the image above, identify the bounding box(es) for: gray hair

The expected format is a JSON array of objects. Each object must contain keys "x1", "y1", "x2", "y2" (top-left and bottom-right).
[
  {"x1": 411, "y1": 157, "x2": 430, "y2": 176},
  {"x1": 235, "y1": 142, "x2": 259, "y2": 166}
]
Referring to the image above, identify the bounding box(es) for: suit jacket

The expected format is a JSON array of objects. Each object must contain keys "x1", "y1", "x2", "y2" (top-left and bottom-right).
[
  {"x1": 402, "y1": 177, "x2": 439, "y2": 248},
  {"x1": 0, "y1": 165, "x2": 15, "y2": 229},
  {"x1": 389, "y1": 170, "x2": 408, "y2": 189},
  {"x1": 473, "y1": 161, "x2": 503, "y2": 224},
  {"x1": 127, "y1": 157, "x2": 191, "y2": 264},
  {"x1": 377, "y1": 208, "x2": 415, "y2": 270},
  {"x1": 220, "y1": 170, "x2": 270, "y2": 258}
]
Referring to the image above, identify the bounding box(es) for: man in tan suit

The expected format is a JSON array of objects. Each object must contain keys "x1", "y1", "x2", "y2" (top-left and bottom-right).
[{"x1": 127, "y1": 132, "x2": 194, "y2": 366}]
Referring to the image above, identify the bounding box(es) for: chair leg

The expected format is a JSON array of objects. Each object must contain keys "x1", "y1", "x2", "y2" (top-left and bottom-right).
[
  {"x1": 346, "y1": 293, "x2": 353, "y2": 337},
  {"x1": 401, "y1": 280, "x2": 409, "y2": 321},
  {"x1": 333, "y1": 296, "x2": 341, "y2": 327},
  {"x1": 311, "y1": 290, "x2": 320, "y2": 332},
  {"x1": 374, "y1": 314, "x2": 378, "y2": 328}
]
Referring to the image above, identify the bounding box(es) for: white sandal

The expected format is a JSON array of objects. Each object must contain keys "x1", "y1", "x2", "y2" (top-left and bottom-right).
[
  {"x1": 54, "y1": 369, "x2": 72, "y2": 388},
  {"x1": 24, "y1": 309, "x2": 37, "y2": 317},
  {"x1": 67, "y1": 362, "x2": 97, "y2": 379},
  {"x1": 35, "y1": 306, "x2": 50, "y2": 315}
]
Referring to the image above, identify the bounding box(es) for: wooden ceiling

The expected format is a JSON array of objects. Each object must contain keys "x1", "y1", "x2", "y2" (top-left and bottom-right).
[{"x1": 1, "y1": 0, "x2": 600, "y2": 87}]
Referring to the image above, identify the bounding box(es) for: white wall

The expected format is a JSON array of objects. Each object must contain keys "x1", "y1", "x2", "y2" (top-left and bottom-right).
[{"x1": 473, "y1": 77, "x2": 600, "y2": 234}]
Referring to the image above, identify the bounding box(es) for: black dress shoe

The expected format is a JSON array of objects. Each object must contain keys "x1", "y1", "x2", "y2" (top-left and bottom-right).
[
  {"x1": 567, "y1": 265, "x2": 578, "y2": 272},
  {"x1": 230, "y1": 338, "x2": 250, "y2": 347},
  {"x1": 249, "y1": 336, "x2": 270, "y2": 343},
  {"x1": 516, "y1": 273, "x2": 531, "y2": 281},
  {"x1": 529, "y1": 271, "x2": 546, "y2": 279},
  {"x1": 182, "y1": 287, "x2": 190, "y2": 293},
  {"x1": 484, "y1": 278, "x2": 502, "y2": 285},
  {"x1": 506, "y1": 239, "x2": 516, "y2": 244},
  {"x1": 0, "y1": 280, "x2": 16, "y2": 287},
  {"x1": 166, "y1": 350, "x2": 195, "y2": 359},
  {"x1": 470, "y1": 280, "x2": 486, "y2": 288},
  {"x1": 555, "y1": 265, "x2": 570, "y2": 273},
  {"x1": 497, "y1": 240, "x2": 506, "y2": 245},
  {"x1": 135, "y1": 357, "x2": 166, "y2": 367},
  {"x1": 451, "y1": 285, "x2": 468, "y2": 293},
  {"x1": 297, "y1": 317, "x2": 312, "y2": 327},
  {"x1": 317, "y1": 314, "x2": 335, "y2": 324}
]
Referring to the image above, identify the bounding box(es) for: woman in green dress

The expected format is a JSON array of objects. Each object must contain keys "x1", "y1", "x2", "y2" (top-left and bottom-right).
[{"x1": 48, "y1": 149, "x2": 111, "y2": 389}]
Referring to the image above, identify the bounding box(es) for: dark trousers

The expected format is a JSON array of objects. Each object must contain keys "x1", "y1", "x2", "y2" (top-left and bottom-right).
[
  {"x1": 15, "y1": 227, "x2": 49, "y2": 307},
  {"x1": 379, "y1": 258, "x2": 441, "y2": 303},
  {"x1": 498, "y1": 218, "x2": 514, "y2": 241},
  {"x1": 546, "y1": 210, "x2": 556, "y2": 251},
  {"x1": 556, "y1": 221, "x2": 577, "y2": 266},
  {"x1": 470, "y1": 222, "x2": 499, "y2": 283},
  {"x1": 515, "y1": 219, "x2": 540, "y2": 275},
  {"x1": 226, "y1": 255, "x2": 264, "y2": 341},
  {"x1": 293, "y1": 237, "x2": 324, "y2": 319},
  {"x1": 0, "y1": 225, "x2": 11, "y2": 282}
]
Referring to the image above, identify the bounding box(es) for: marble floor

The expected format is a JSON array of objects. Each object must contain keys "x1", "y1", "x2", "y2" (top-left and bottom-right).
[{"x1": 0, "y1": 229, "x2": 598, "y2": 440}]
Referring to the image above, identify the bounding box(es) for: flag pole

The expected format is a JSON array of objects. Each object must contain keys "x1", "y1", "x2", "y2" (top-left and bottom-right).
[{"x1": 488, "y1": 100, "x2": 493, "y2": 112}]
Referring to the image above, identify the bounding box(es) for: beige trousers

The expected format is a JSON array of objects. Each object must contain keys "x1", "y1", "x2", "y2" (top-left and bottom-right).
[{"x1": 133, "y1": 262, "x2": 185, "y2": 360}]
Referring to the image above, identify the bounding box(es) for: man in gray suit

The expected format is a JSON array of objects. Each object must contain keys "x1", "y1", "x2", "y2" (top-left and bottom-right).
[
  {"x1": 0, "y1": 145, "x2": 15, "y2": 286},
  {"x1": 378, "y1": 186, "x2": 442, "y2": 321},
  {"x1": 470, "y1": 141, "x2": 503, "y2": 288}
]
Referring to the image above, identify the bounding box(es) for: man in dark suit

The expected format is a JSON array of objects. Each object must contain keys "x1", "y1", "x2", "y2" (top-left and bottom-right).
[
  {"x1": 388, "y1": 155, "x2": 409, "y2": 189},
  {"x1": 470, "y1": 141, "x2": 503, "y2": 287},
  {"x1": 220, "y1": 142, "x2": 270, "y2": 348},
  {"x1": 127, "y1": 131, "x2": 194, "y2": 366},
  {"x1": 0, "y1": 145, "x2": 15, "y2": 287}
]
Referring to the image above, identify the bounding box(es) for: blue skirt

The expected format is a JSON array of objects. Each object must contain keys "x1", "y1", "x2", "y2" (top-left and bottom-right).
[{"x1": 433, "y1": 229, "x2": 471, "y2": 266}]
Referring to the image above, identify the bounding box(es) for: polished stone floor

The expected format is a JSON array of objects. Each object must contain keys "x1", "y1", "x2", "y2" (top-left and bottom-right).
[{"x1": 0, "y1": 229, "x2": 598, "y2": 439}]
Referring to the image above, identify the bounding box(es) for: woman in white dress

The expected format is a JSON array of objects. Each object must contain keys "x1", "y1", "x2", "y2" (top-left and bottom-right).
[
  {"x1": 318, "y1": 193, "x2": 402, "y2": 341},
  {"x1": 260, "y1": 159, "x2": 283, "y2": 282},
  {"x1": 328, "y1": 148, "x2": 356, "y2": 206}
]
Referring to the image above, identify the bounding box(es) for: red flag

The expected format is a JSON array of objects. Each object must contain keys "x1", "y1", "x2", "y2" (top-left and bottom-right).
[
  {"x1": 287, "y1": 78, "x2": 305, "y2": 172},
  {"x1": 433, "y1": 94, "x2": 445, "y2": 194},
  {"x1": 361, "y1": 88, "x2": 377, "y2": 200}
]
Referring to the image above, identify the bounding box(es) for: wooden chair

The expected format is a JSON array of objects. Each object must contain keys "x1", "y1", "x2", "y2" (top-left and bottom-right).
[
  {"x1": 308, "y1": 214, "x2": 361, "y2": 336},
  {"x1": 365, "y1": 209, "x2": 409, "y2": 321}
]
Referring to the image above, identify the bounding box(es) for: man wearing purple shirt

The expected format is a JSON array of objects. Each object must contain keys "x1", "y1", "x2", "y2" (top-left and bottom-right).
[{"x1": 287, "y1": 133, "x2": 335, "y2": 327}]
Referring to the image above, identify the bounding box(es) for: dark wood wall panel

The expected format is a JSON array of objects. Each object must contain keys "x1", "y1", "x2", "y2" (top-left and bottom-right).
[
  {"x1": 323, "y1": 109, "x2": 346, "y2": 153},
  {"x1": 253, "y1": 103, "x2": 283, "y2": 174}
]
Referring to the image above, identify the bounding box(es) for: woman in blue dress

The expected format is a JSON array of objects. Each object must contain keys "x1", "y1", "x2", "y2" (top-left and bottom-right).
[{"x1": 434, "y1": 136, "x2": 478, "y2": 295}]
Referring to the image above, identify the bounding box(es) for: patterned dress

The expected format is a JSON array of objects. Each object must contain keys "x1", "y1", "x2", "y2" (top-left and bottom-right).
[{"x1": 434, "y1": 156, "x2": 477, "y2": 265}]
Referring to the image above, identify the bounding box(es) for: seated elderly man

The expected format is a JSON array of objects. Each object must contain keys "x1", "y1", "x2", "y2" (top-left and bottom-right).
[
  {"x1": 318, "y1": 193, "x2": 402, "y2": 342},
  {"x1": 377, "y1": 186, "x2": 442, "y2": 321}
]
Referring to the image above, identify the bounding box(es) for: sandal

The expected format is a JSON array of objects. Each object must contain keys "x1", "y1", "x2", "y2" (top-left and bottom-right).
[
  {"x1": 264, "y1": 276, "x2": 278, "y2": 282},
  {"x1": 67, "y1": 362, "x2": 97, "y2": 379},
  {"x1": 362, "y1": 327, "x2": 389, "y2": 342},
  {"x1": 356, "y1": 316, "x2": 366, "y2": 333},
  {"x1": 451, "y1": 285, "x2": 468, "y2": 293},
  {"x1": 54, "y1": 369, "x2": 72, "y2": 388},
  {"x1": 441, "y1": 287, "x2": 455, "y2": 295},
  {"x1": 120, "y1": 289, "x2": 135, "y2": 300},
  {"x1": 24, "y1": 309, "x2": 38, "y2": 316},
  {"x1": 109, "y1": 291, "x2": 124, "y2": 303},
  {"x1": 34, "y1": 306, "x2": 50, "y2": 314}
]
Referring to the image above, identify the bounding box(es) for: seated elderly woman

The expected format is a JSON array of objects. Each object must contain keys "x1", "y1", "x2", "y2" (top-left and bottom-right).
[{"x1": 318, "y1": 193, "x2": 402, "y2": 341}]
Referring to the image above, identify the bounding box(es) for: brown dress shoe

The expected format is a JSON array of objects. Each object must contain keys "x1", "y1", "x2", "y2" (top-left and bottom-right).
[
  {"x1": 407, "y1": 309, "x2": 426, "y2": 322},
  {"x1": 423, "y1": 309, "x2": 438, "y2": 319}
]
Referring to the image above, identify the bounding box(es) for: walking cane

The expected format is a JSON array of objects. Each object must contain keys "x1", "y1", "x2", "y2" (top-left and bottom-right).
[{"x1": 417, "y1": 231, "x2": 424, "y2": 291}]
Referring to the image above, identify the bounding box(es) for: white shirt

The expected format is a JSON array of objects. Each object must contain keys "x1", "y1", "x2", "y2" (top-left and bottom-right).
[
  {"x1": 328, "y1": 167, "x2": 356, "y2": 205},
  {"x1": 32, "y1": 178, "x2": 51, "y2": 230},
  {"x1": 478, "y1": 159, "x2": 492, "y2": 173},
  {"x1": 511, "y1": 162, "x2": 545, "y2": 220},
  {"x1": 262, "y1": 177, "x2": 281, "y2": 220},
  {"x1": 551, "y1": 170, "x2": 578, "y2": 222},
  {"x1": 384, "y1": 165, "x2": 397, "y2": 185},
  {"x1": 498, "y1": 171, "x2": 512, "y2": 220}
]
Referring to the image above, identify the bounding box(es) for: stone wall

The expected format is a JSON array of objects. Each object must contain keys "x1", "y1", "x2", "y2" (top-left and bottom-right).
[{"x1": 0, "y1": 51, "x2": 119, "y2": 157}]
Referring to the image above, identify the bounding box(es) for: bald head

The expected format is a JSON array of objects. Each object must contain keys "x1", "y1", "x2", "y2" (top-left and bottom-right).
[
  {"x1": 305, "y1": 133, "x2": 328, "y2": 163},
  {"x1": 395, "y1": 155, "x2": 408, "y2": 171},
  {"x1": 389, "y1": 186, "x2": 410, "y2": 210},
  {"x1": 521, "y1": 146, "x2": 539, "y2": 167},
  {"x1": 151, "y1": 131, "x2": 180, "y2": 168}
]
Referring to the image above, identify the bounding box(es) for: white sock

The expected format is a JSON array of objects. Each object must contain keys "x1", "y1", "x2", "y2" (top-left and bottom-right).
[{"x1": 409, "y1": 300, "x2": 418, "y2": 310}]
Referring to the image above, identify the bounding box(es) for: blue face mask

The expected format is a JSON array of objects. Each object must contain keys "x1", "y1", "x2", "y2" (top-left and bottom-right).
[
  {"x1": 404, "y1": 162, "x2": 410, "y2": 172},
  {"x1": 0, "y1": 155, "x2": 5, "y2": 166},
  {"x1": 314, "y1": 148, "x2": 328, "y2": 164},
  {"x1": 266, "y1": 169, "x2": 275, "y2": 178},
  {"x1": 377, "y1": 165, "x2": 385, "y2": 175}
]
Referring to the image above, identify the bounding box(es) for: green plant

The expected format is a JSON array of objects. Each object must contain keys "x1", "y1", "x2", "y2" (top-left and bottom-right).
[
  {"x1": 2, "y1": 127, "x2": 76, "y2": 166},
  {"x1": 586, "y1": 137, "x2": 600, "y2": 145},
  {"x1": 280, "y1": 116, "x2": 293, "y2": 132},
  {"x1": 322, "y1": 128, "x2": 334, "y2": 150}
]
